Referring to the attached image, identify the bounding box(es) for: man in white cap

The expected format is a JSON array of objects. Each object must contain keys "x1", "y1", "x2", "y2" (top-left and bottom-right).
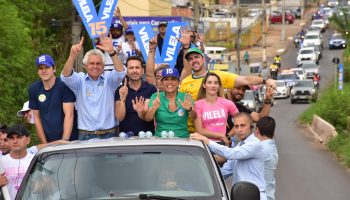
[
  {"x1": 28, "y1": 54, "x2": 77, "y2": 143},
  {"x1": 17, "y1": 101, "x2": 35, "y2": 124}
]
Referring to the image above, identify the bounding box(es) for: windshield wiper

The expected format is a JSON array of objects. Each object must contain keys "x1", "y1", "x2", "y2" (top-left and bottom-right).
[{"x1": 139, "y1": 193, "x2": 186, "y2": 200}]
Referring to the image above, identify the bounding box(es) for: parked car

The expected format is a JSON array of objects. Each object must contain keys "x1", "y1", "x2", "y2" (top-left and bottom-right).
[
  {"x1": 248, "y1": 8, "x2": 261, "y2": 17},
  {"x1": 310, "y1": 19, "x2": 326, "y2": 32},
  {"x1": 329, "y1": 33, "x2": 347, "y2": 49},
  {"x1": 297, "y1": 47, "x2": 318, "y2": 66},
  {"x1": 240, "y1": 90, "x2": 261, "y2": 112},
  {"x1": 274, "y1": 80, "x2": 291, "y2": 98},
  {"x1": 290, "y1": 80, "x2": 318, "y2": 103},
  {"x1": 16, "y1": 138, "x2": 231, "y2": 200},
  {"x1": 301, "y1": 62, "x2": 320, "y2": 79},
  {"x1": 269, "y1": 10, "x2": 295, "y2": 24}
]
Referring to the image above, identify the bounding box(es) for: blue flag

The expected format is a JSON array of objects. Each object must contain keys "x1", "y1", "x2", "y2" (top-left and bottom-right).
[
  {"x1": 159, "y1": 22, "x2": 188, "y2": 68},
  {"x1": 73, "y1": 0, "x2": 119, "y2": 39}
]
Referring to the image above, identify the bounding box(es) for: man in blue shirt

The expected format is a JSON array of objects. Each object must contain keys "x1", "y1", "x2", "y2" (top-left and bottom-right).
[
  {"x1": 190, "y1": 112, "x2": 266, "y2": 200},
  {"x1": 115, "y1": 56, "x2": 157, "y2": 135},
  {"x1": 255, "y1": 116, "x2": 278, "y2": 200},
  {"x1": 29, "y1": 54, "x2": 76, "y2": 143},
  {"x1": 61, "y1": 36, "x2": 125, "y2": 140}
]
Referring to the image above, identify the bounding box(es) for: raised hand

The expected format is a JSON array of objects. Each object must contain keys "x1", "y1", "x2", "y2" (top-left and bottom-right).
[
  {"x1": 152, "y1": 90, "x2": 161, "y2": 110},
  {"x1": 149, "y1": 36, "x2": 158, "y2": 51},
  {"x1": 96, "y1": 34, "x2": 114, "y2": 54},
  {"x1": 132, "y1": 96, "x2": 145, "y2": 113},
  {"x1": 266, "y1": 79, "x2": 276, "y2": 90},
  {"x1": 178, "y1": 93, "x2": 193, "y2": 111},
  {"x1": 178, "y1": 28, "x2": 191, "y2": 48},
  {"x1": 119, "y1": 79, "x2": 128, "y2": 101},
  {"x1": 70, "y1": 36, "x2": 84, "y2": 58},
  {"x1": 114, "y1": 6, "x2": 121, "y2": 17}
]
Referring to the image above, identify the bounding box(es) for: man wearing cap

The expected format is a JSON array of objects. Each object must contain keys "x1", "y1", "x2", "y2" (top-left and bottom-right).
[
  {"x1": 115, "y1": 56, "x2": 157, "y2": 135},
  {"x1": 61, "y1": 35, "x2": 125, "y2": 140},
  {"x1": 28, "y1": 54, "x2": 77, "y2": 143},
  {"x1": 157, "y1": 20, "x2": 168, "y2": 53},
  {"x1": 0, "y1": 125, "x2": 34, "y2": 200},
  {"x1": 111, "y1": 7, "x2": 128, "y2": 48},
  {"x1": 17, "y1": 101, "x2": 35, "y2": 124},
  {"x1": 180, "y1": 47, "x2": 276, "y2": 133}
]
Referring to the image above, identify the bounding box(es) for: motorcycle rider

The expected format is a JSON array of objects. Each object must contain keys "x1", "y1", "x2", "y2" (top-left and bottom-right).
[
  {"x1": 273, "y1": 55, "x2": 282, "y2": 68},
  {"x1": 269, "y1": 63, "x2": 279, "y2": 80},
  {"x1": 313, "y1": 73, "x2": 320, "y2": 87}
]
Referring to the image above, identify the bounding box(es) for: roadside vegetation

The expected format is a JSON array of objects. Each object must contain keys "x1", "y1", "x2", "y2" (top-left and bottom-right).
[{"x1": 300, "y1": 7, "x2": 350, "y2": 167}]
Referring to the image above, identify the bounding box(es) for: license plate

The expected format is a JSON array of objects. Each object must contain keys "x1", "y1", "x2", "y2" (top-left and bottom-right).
[{"x1": 299, "y1": 96, "x2": 306, "y2": 99}]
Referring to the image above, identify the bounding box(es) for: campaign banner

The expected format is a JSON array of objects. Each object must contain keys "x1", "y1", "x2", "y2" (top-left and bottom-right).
[
  {"x1": 131, "y1": 24, "x2": 160, "y2": 64},
  {"x1": 339, "y1": 63, "x2": 343, "y2": 90},
  {"x1": 159, "y1": 22, "x2": 188, "y2": 68},
  {"x1": 73, "y1": 0, "x2": 118, "y2": 39}
]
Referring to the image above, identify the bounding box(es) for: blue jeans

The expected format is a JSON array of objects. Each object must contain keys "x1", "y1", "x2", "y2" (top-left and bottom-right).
[{"x1": 78, "y1": 130, "x2": 116, "y2": 140}]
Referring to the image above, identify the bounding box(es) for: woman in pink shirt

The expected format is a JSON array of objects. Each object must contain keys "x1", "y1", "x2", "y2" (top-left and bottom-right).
[{"x1": 194, "y1": 72, "x2": 239, "y2": 146}]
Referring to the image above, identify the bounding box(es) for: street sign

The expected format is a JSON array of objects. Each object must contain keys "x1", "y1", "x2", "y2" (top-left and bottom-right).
[
  {"x1": 339, "y1": 63, "x2": 343, "y2": 91},
  {"x1": 332, "y1": 57, "x2": 340, "y2": 64}
]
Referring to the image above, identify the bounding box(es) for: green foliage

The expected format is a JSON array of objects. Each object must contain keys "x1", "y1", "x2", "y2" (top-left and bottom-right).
[
  {"x1": 327, "y1": 133, "x2": 350, "y2": 167},
  {"x1": 0, "y1": 0, "x2": 73, "y2": 136}
]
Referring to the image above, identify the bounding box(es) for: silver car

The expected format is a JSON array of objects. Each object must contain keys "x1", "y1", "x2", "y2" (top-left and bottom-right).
[
  {"x1": 290, "y1": 80, "x2": 318, "y2": 103},
  {"x1": 16, "y1": 138, "x2": 230, "y2": 200},
  {"x1": 301, "y1": 62, "x2": 319, "y2": 79},
  {"x1": 240, "y1": 90, "x2": 261, "y2": 112}
]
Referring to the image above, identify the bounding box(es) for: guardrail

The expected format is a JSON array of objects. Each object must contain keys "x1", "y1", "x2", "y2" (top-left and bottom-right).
[{"x1": 310, "y1": 114, "x2": 338, "y2": 143}]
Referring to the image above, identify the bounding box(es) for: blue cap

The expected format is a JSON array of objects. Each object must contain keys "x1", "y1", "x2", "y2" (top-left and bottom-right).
[
  {"x1": 35, "y1": 54, "x2": 55, "y2": 67},
  {"x1": 125, "y1": 27, "x2": 134, "y2": 34},
  {"x1": 110, "y1": 23, "x2": 123, "y2": 30},
  {"x1": 161, "y1": 67, "x2": 179, "y2": 80}
]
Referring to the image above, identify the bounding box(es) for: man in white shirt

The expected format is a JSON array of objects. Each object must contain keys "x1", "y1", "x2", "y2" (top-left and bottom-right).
[
  {"x1": 255, "y1": 116, "x2": 279, "y2": 200},
  {"x1": 0, "y1": 125, "x2": 34, "y2": 200}
]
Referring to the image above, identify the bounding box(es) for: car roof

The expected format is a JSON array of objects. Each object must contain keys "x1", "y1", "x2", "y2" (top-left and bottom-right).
[
  {"x1": 299, "y1": 47, "x2": 315, "y2": 51},
  {"x1": 37, "y1": 138, "x2": 205, "y2": 155}
]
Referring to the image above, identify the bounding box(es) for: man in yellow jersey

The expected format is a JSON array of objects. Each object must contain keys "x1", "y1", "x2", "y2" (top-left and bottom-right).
[{"x1": 180, "y1": 48, "x2": 275, "y2": 133}]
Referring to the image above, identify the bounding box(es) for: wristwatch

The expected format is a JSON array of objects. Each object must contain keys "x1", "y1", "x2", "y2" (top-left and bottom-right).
[
  {"x1": 109, "y1": 50, "x2": 117, "y2": 57},
  {"x1": 264, "y1": 99, "x2": 272, "y2": 105}
]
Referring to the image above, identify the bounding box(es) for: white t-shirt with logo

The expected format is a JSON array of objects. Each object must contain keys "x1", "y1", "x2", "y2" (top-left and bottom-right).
[
  {"x1": 121, "y1": 41, "x2": 140, "y2": 64},
  {"x1": 0, "y1": 153, "x2": 34, "y2": 200}
]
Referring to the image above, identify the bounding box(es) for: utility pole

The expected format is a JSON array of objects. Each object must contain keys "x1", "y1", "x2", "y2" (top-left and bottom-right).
[
  {"x1": 71, "y1": 6, "x2": 83, "y2": 72},
  {"x1": 262, "y1": 0, "x2": 267, "y2": 63},
  {"x1": 300, "y1": 0, "x2": 305, "y2": 19},
  {"x1": 281, "y1": 0, "x2": 286, "y2": 41},
  {"x1": 236, "y1": 0, "x2": 242, "y2": 75},
  {"x1": 193, "y1": 0, "x2": 200, "y2": 32}
]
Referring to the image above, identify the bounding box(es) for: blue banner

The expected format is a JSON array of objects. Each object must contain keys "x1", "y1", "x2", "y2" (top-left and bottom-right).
[
  {"x1": 131, "y1": 24, "x2": 160, "y2": 65},
  {"x1": 339, "y1": 63, "x2": 343, "y2": 90},
  {"x1": 159, "y1": 22, "x2": 188, "y2": 68},
  {"x1": 73, "y1": 0, "x2": 118, "y2": 39}
]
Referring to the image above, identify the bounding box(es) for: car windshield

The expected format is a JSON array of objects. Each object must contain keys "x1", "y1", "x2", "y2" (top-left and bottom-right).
[
  {"x1": 20, "y1": 146, "x2": 221, "y2": 200},
  {"x1": 305, "y1": 35, "x2": 318, "y2": 39},
  {"x1": 313, "y1": 21, "x2": 323, "y2": 25},
  {"x1": 278, "y1": 74, "x2": 298, "y2": 80},
  {"x1": 294, "y1": 81, "x2": 314, "y2": 87},
  {"x1": 332, "y1": 35, "x2": 344, "y2": 40},
  {"x1": 300, "y1": 49, "x2": 314, "y2": 54},
  {"x1": 302, "y1": 63, "x2": 317, "y2": 69},
  {"x1": 276, "y1": 81, "x2": 285, "y2": 87}
]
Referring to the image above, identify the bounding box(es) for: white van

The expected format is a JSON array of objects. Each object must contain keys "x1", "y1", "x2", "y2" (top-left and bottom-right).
[
  {"x1": 205, "y1": 46, "x2": 232, "y2": 71},
  {"x1": 303, "y1": 31, "x2": 323, "y2": 48}
]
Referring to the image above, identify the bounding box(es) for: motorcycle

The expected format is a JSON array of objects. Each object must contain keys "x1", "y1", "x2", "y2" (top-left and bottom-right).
[
  {"x1": 270, "y1": 66, "x2": 278, "y2": 80},
  {"x1": 294, "y1": 36, "x2": 300, "y2": 48},
  {"x1": 313, "y1": 80, "x2": 319, "y2": 88},
  {"x1": 274, "y1": 60, "x2": 281, "y2": 69}
]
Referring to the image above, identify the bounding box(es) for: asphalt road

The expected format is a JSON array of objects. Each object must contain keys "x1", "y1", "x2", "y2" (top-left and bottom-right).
[{"x1": 273, "y1": 29, "x2": 350, "y2": 199}]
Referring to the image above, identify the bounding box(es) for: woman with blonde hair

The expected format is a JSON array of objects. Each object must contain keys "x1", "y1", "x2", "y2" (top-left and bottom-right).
[{"x1": 194, "y1": 72, "x2": 239, "y2": 146}]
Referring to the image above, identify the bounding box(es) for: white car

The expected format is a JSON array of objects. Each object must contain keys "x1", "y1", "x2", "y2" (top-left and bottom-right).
[
  {"x1": 322, "y1": 7, "x2": 334, "y2": 17},
  {"x1": 290, "y1": 68, "x2": 306, "y2": 80},
  {"x1": 310, "y1": 19, "x2": 326, "y2": 32},
  {"x1": 328, "y1": 0, "x2": 339, "y2": 7},
  {"x1": 274, "y1": 80, "x2": 290, "y2": 98},
  {"x1": 301, "y1": 62, "x2": 320, "y2": 79},
  {"x1": 297, "y1": 47, "x2": 318, "y2": 66},
  {"x1": 248, "y1": 9, "x2": 260, "y2": 17},
  {"x1": 303, "y1": 31, "x2": 323, "y2": 47}
]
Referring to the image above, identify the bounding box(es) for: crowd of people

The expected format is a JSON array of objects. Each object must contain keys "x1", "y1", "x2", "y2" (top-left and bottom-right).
[{"x1": 0, "y1": 7, "x2": 279, "y2": 200}]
